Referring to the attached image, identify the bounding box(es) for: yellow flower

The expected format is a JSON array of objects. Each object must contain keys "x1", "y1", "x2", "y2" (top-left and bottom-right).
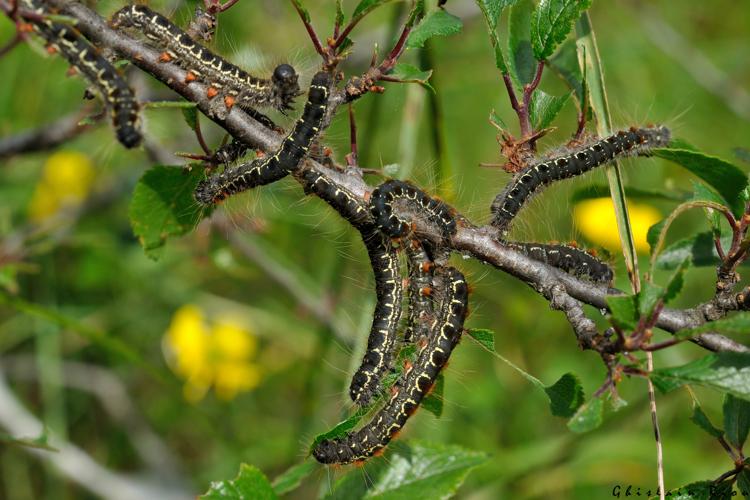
[
  {"x1": 574, "y1": 198, "x2": 662, "y2": 254},
  {"x1": 163, "y1": 305, "x2": 262, "y2": 403},
  {"x1": 28, "y1": 151, "x2": 96, "y2": 222}
]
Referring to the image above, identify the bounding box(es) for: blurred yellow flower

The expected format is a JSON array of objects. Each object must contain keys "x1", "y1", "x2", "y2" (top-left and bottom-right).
[
  {"x1": 28, "y1": 151, "x2": 96, "y2": 222},
  {"x1": 163, "y1": 304, "x2": 262, "y2": 402},
  {"x1": 574, "y1": 198, "x2": 662, "y2": 254}
]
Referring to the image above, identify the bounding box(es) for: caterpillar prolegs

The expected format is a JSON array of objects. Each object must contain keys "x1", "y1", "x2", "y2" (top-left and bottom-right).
[
  {"x1": 490, "y1": 126, "x2": 671, "y2": 236},
  {"x1": 21, "y1": 0, "x2": 141, "y2": 148},
  {"x1": 111, "y1": 5, "x2": 301, "y2": 114},
  {"x1": 313, "y1": 266, "x2": 468, "y2": 465},
  {"x1": 194, "y1": 72, "x2": 331, "y2": 205}
]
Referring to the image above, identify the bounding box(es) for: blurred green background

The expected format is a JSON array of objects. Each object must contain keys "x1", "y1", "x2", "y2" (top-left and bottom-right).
[{"x1": 0, "y1": 0, "x2": 748, "y2": 498}]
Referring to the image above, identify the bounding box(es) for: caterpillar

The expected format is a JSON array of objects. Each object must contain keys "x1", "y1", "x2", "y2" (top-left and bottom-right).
[
  {"x1": 20, "y1": 0, "x2": 141, "y2": 148},
  {"x1": 490, "y1": 126, "x2": 671, "y2": 237},
  {"x1": 110, "y1": 5, "x2": 300, "y2": 114},
  {"x1": 297, "y1": 169, "x2": 403, "y2": 407},
  {"x1": 313, "y1": 266, "x2": 468, "y2": 465},
  {"x1": 370, "y1": 180, "x2": 456, "y2": 239},
  {"x1": 404, "y1": 239, "x2": 435, "y2": 343},
  {"x1": 507, "y1": 242, "x2": 614, "y2": 284},
  {"x1": 194, "y1": 71, "x2": 331, "y2": 205}
]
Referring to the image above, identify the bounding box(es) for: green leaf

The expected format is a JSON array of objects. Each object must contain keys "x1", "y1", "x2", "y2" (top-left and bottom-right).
[
  {"x1": 544, "y1": 373, "x2": 584, "y2": 418},
  {"x1": 638, "y1": 282, "x2": 665, "y2": 319},
  {"x1": 406, "y1": 9, "x2": 463, "y2": 48},
  {"x1": 325, "y1": 441, "x2": 487, "y2": 499},
  {"x1": 547, "y1": 39, "x2": 584, "y2": 103},
  {"x1": 529, "y1": 89, "x2": 572, "y2": 129},
  {"x1": 200, "y1": 464, "x2": 277, "y2": 500},
  {"x1": 658, "y1": 480, "x2": 734, "y2": 500},
  {"x1": 650, "y1": 352, "x2": 750, "y2": 401},
  {"x1": 677, "y1": 313, "x2": 750, "y2": 339},
  {"x1": 654, "y1": 231, "x2": 735, "y2": 270},
  {"x1": 389, "y1": 63, "x2": 434, "y2": 92},
  {"x1": 422, "y1": 374, "x2": 445, "y2": 417},
  {"x1": 290, "y1": 0, "x2": 310, "y2": 22},
  {"x1": 567, "y1": 397, "x2": 603, "y2": 433},
  {"x1": 723, "y1": 394, "x2": 750, "y2": 450},
  {"x1": 651, "y1": 148, "x2": 749, "y2": 215},
  {"x1": 335, "y1": 0, "x2": 345, "y2": 26},
  {"x1": 738, "y1": 469, "x2": 750, "y2": 500},
  {"x1": 480, "y1": 0, "x2": 519, "y2": 30},
  {"x1": 129, "y1": 166, "x2": 208, "y2": 259},
  {"x1": 606, "y1": 294, "x2": 638, "y2": 331},
  {"x1": 690, "y1": 404, "x2": 723, "y2": 438},
  {"x1": 309, "y1": 406, "x2": 369, "y2": 453},
  {"x1": 474, "y1": 0, "x2": 517, "y2": 72},
  {"x1": 181, "y1": 106, "x2": 198, "y2": 132},
  {"x1": 467, "y1": 328, "x2": 495, "y2": 352},
  {"x1": 351, "y1": 0, "x2": 398, "y2": 21},
  {"x1": 507, "y1": 0, "x2": 535, "y2": 85},
  {"x1": 647, "y1": 218, "x2": 668, "y2": 256},
  {"x1": 531, "y1": 0, "x2": 592, "y2": 60},
  {"x1": 271, "y1": 460, "x2": 317, "y2": 496},
  {"x1": 570, "y1": 184, "x2": 688, "y2": 204},
  {"x1": 662, "y1": 258, "x2": 690, "y2": 305}
]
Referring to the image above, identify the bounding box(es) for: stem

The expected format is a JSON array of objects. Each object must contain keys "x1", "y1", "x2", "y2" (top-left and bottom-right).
[
  {"x1": 347, "y1": 103, "x2": 358, "y2": 166},
  {"x1": 193, "y1": 115, "x2": 212, "y2": 156},
  {"x1": 290, "y1": 0, "x2": 324, "y2": 57}
]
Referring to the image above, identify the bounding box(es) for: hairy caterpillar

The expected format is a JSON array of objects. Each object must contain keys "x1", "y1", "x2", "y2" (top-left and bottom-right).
[
  {"x1": 404, "y1": 239, "x2": 435, "y2": 343},
  {"x1": 194, "y1": 71, "x2": 331, "y2": 205},
  {"x1": 110, "y1": 5, "x2": 301, "y2": 114},
  {"x1": 490, "y1": 126, "x2": 671, "y2": 237},
  {"x1": 21, "y1": 0, "x2": 141, "y2": 148},
  {"x1": 370, "y1": 180, "x2": 456, "y2": 239},
  {"x1": 297, "y1": 168, "x2": 404, "y2": 406},
  {"x1": 313, "y1": 266, "x2": 468, "y2": 464},
  {"x1": 507, "y1": 242, "x2": 614, "y2": 284}
]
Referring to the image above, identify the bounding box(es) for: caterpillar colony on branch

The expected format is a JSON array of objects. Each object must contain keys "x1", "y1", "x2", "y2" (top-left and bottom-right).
[
  {"x1": 313, "y1": 266, "x2": 469, "y2": 465},
  {"x1": 20, "y1": 0, "x2": 142, "y2": 148},
  {"x1": 194, "y1": 71, "x2": 331, "y2": 205},
  {"x1": 297, "y1": 169, "x2": 405, "y2": 407},
  {"x1": 490, "y1": 126, "x2": 671, "y2": 237},
  {"x1": 110, "y1": 5, "x2": 301, "y2": 117}
]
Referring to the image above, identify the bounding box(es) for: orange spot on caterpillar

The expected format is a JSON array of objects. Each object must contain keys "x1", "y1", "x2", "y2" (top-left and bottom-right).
[
  {"x1": 255, "y1": 150, "x2": 266, "y2": 159},
  {"x1": 65, "y1": 66, "x2": 78, "y2": 77},
  {"x1": 46, "y1": 45, "x2": 58, "y2": 55},
  {"x1": 390, "y1": 385, "x2": 399, "y2": 397},
  {"x1": 373, "y1": 447, "x2": 386, "y2": 457},
  {"x1": 184, "y1": 71, "x2": 198, "y2": 83},
  {"x1": 224, "y1": 95, "x2": 236, "y2": 109},
  {"x1": 402, "y1": 277, "x2": 410, "y2": 288},
  {"x1": 369, "y1": 85, "x2": 385, "y2": 93},
  {"x1": 206, "y1": 86, "x2": 219, "y2": 99},
  {"x1": 567, "y1": 240, "x2": 579, "y2": 249},
  {"x1": 363, "y1": 191, "x2": 372, "y2": 203},
  {"x1": 159, "y1": 51, "x2": 172, "y2": 62},
  {"x1": 354, "y1": 459, "x2": 367, "y2": 467},
  {"x1": 417, "y1": 337, "x2": 428, "y2": 349},
  {"x1": 420, "y1": 262, "x2": 434, "y2": 273},
  {"x1": 420, "y1": 287, "x2": 432, "y2": 297},
  {"x1": 18, "y1": 22, "x2": 34, "y2": 33},
  {"x1": 403, "y1": 359, "x2": 413, "y2": 372},
  {"x1": 323, "y1": 146, "x2": 333, "y2": 157}
]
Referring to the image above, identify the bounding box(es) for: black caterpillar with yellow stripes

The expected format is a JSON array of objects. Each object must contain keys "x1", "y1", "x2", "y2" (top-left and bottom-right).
[
  {"x1": 21, "y1": 0, "x2": 141, "y2": 148},
  {"x1": 111, "y1": 5, "x2": 300, "y2": 114},
  {"x1": 312, "y1": 266, "x2": 468, "y2": 464},
  {"x1": 194, "y1": 71, "x2": 330, "y2": 205}
]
